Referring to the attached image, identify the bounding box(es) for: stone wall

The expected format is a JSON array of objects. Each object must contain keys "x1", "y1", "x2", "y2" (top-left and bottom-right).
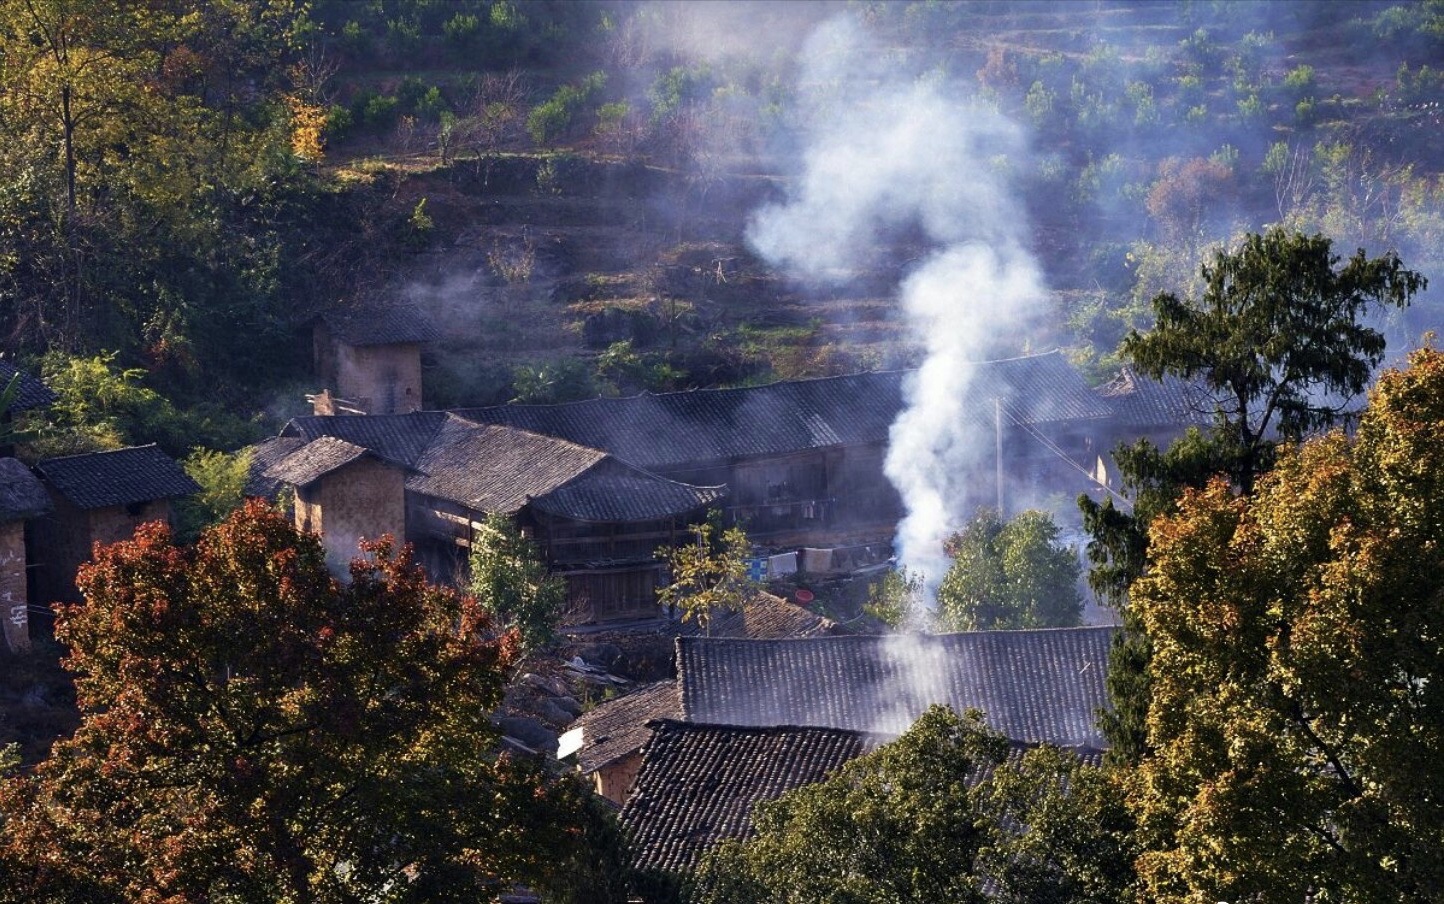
[{"x1": 0, "y1": 520, "x2": 28, "y2": 653}]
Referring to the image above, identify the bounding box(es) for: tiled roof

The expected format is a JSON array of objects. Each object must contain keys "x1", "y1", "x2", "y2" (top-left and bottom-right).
[
  {"x1": 568, "y1": 681, "x2": 681, "y2": 775},
  {"x1": 36, "y1": 445, "x2": 199, "y2": 510},
  {"x1": 1098, "y1": 366, "x2": 1212, "y2": 428},
  {"x1": 529, "y1": 458, "x2": 725, "y2": 523},
  {"x1": 695, "y1": 590, "x2": 840, "y2": 640},
  {"x1": 265, "y1": 437, "x2": 382, "y2": 488},
  {"x1": 282, "y1": 412, "x2": 449, "y2": 468},
  {"x1": 455, "y1": 351, "x2": 1109, "y2": 471},
  {"x1": 409, "y1": 416, "x2": 607, "y2": 514},
  {"x1": 621, "y1": 720, "x2": 879, "y2": 875},
  {"x1": 0, "y1": 360, "x2": 55, "y2": 412},
  {"x1": 321, "y1": 305, "x2": 441, "y2": 346},
  {"x1": 242, "y1": 436, "x2": 306, "y2": 499},
  {"x1": 0, "y1": 458, "x2": 50, "y2": 521},
  {"x1": 623, "y1": 720, "x2": 1106, "y2": 876},
  {"x1": 677, "y1": 627, "x2": 1116, "y2": 747},
  {"x1": 280, "y1": 413, "x2": 723, "y2": 523}
]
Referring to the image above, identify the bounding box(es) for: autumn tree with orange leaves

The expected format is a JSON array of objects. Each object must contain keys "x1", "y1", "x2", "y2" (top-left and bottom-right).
[{"x1": 0, "y1": 500, "x2": 628, "y2": 904}]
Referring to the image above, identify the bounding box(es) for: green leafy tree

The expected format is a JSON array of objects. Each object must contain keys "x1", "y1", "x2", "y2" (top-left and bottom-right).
[
  {"x1": 693, "y1": 706, "x2": 1136, "y2": 904},
  {"x1": 173, "y1": 446, "x2": 254, "y2": 543},
  {"x1": 656, "y1": 518, "x2": 753, "y2": 634},
  {"x1": 0, "y1": 501, "x2": 621, "y2": 903},
  {"x1": 936, "y1": 509, "x2": 1082, "y2": 632},
  {"x1": 864, "y1": 565, "x2": 929, "y2": 630},
  {"x1": 469, "y1": 512, "x2": 566, "y2": 654},
  {"x1": 1080, "y1": 230, "x2": 1425, "y2": 761},
  {"x1": 1129, "y1": 346, "x2": 1444, "y2": 903}
]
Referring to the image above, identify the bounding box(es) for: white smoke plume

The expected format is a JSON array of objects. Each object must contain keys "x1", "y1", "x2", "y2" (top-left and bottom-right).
[{"x1": 747, "y1": 16, "x2": 1050, "y2": 600}]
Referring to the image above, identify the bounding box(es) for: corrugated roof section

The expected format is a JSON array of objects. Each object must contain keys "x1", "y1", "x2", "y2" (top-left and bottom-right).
[
  {"x1": 621, "y1": 720, "x2": 878, "y2": 875},
  {"x1": 37, "y1": 445, "x2": 199, "y2": 510},
  {"x1": 677, "y1": 627, "x2": 1116, "y2": 747}
]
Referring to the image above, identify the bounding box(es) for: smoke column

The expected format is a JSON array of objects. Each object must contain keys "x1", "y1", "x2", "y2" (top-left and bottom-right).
[{"x1": 747, "y1": 16, "x2": 1050, "y2": 600}]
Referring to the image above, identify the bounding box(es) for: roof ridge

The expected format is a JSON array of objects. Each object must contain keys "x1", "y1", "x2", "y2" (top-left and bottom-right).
[{"x1": 36, "y1": 442, "x2": 160, "y2": 465}]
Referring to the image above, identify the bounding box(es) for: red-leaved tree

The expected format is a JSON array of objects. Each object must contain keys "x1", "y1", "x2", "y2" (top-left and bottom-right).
[{"x1": 0, "y1": 500, "x2": 627, "y2": 903}]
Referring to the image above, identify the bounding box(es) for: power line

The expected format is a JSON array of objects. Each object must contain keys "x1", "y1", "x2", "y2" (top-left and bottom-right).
[{"x1": 996, "y1": 401, "x2": 1134, "y2": 512}]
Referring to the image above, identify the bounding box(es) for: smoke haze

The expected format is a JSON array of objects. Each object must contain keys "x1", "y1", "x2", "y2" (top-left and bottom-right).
[{"x1": 746, "y1": 16, "x2": 1049, "y2": 598}]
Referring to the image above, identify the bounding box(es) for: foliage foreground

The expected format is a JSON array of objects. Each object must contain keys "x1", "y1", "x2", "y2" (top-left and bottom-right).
[
  {"x1": 0, "y1": 501, "x2": 624, "y2": 903},
  {"x1": 1131, "y1": 346, "x2": 1444, "y2": 903}
]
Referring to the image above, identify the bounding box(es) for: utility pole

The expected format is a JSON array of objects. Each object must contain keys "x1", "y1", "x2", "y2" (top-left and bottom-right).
[{"x1": 995, "y1": 397, "x2": 1004, "y2": 514}]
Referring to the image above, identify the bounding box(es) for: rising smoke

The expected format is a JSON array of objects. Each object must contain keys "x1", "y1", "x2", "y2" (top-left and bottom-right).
[{"x1": 746, "y1": 16, "x2": 1049, "y2": 600}]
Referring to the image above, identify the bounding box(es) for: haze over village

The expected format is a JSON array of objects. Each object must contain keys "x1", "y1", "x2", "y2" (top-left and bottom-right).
[{"x1": 2, "y1": 2, "x2": 1443, "y2": 902}]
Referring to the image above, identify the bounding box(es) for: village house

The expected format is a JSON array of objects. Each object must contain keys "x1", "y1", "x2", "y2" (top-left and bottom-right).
[
  {"x1": 0, "y1": 459, "x2": 51, "y2": 654},
  {"x1": 454, "y1": 349, "x2": 1117, "y2": 545},
  {"x1": 263, "y1": 412, "x2": 724, "y2": 621},
  {"x1": 674, "y1": 626, "x2": 1116, "y2": 747},
  {"x1": 618, "y1": 718, "x2": 1105, "y2": 897},
  {"x1": 559, "y1": 589, "x2": 841, "y2": 804},
  {"x1": 29, "y1": 445, "x2": 200, "y2": 612},
  {"x1": 1091, "y1": 364, "x2": 1212, "y2": 489},
  {"x1": 310, "y1": 305, "x2": 440, "y2": 416}
]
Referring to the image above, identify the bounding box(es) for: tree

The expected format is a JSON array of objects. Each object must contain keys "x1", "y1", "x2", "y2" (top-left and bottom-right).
[
  {"x1": 1080, "y1": 230, "x2": 1425, "y2": 760},
  {"x1": 0, "y1": 501, "x2": 621, "y2": 903},
  {"x1": 1128, "y1": 346, "x2": 1444, "y2": 903},
  {"x1": 864, "y1": 565, "x2": 929, "y2": 630},
  {"x1": 469, "y1": 512, "x2": 566, "y2": 654},
  {"x1": 693, "y1": 706, "x2": 1135, "y2": 904},
  {"x1": 656, "y1": 517, "x2": 754, "y2": 634},
  {"x1": 936, "y1": 508, "x2": 1082, "y2": 632},
  {"x1": 1126, "y1": 229, "x2": 1424, "y2": 494},
  {"x1": 173, "y1": 446, "x2": 254, "y2": 543}
]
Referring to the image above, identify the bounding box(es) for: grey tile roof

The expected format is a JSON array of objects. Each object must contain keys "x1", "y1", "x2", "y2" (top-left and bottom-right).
[
  {"x1": 568, "y1": 681, "x2": 681, "y2": 775},
  {"x1": 36, "y1": 445, "x2": 199, "y2": 510},
  {"x1": 0, "y1": 361, "x2": 55, "y2": 412},
  {"x1": 321, "y1": 304, "x2": 441, "y2": 346},
  {"x1": 455, "y1": 350, "x2": 1110, "y2": 471},
  {"x1": 622, "y1": 719, "x2": 1105, "y2": 877},
  {"x1": 677, "y1": 627, "x2": 1116, "y2": 747},
  {"x1": 693, "y1": 590, "x2": 840, "y2": 640},
  {"x1": 282, "y1": 412, "x2": 449, "y2": 467},
  {"x1": 621, "y1": 720, "x2": 880, "y2": 875},
  {"x1": 528, "y1": 458, "x2": 725, "y2": 523},
  {"x1": 0, "y1": 458, "x2": 50, "y2": 521},
  {"x1": 280, "y1": 413, "x2": 724, "y2": 523},
  {"x1": 409, "y1": 416, "x2": 608, "y2": 514},
  {"x1": 265, "y1": 437, "x2": 383, "y2": 488},
  {"x1": 242, "y1": 435, "x2": 307, "y2": 499},
  {"x1": 1098, "y1": 366, "x2": 1212, "y2": 428}
]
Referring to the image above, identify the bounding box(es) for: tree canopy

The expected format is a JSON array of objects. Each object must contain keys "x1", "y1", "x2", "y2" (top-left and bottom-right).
[
  {"x1": 656, "y1": 516, "x2": 755, "y2": 634},
  {"x1": 1080, "y1": 229, "x2": 1425, "y2": 760},
  {"x1": 936, "y1": 508, "x2": 1082, "y2": 632},
  {"x1": 0, "y1": 500, "x2": 623, "y2": 903},
  {"x1": 1129, "y1": 346, "x2": 1444, "y2": 903},
  {"x1": 469, "y1": 511, "x2": 566, "y2": 653},
  {"x1": 692, "y1": 706, "x2": 1136, "y2": 904}
]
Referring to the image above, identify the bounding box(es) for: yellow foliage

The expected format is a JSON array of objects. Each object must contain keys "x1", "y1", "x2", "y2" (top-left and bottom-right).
[{"x1": 285, "y1": 93, "x2": 326, "y2": 161}]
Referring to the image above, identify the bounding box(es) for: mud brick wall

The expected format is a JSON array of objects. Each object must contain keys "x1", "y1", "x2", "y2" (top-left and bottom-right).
[
  {"x1": 335, "y1": 342, "x2": 423, "y2": 415},
  {"x1": 0, "y1": 520, "x2": 29, "y2": 653}
]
